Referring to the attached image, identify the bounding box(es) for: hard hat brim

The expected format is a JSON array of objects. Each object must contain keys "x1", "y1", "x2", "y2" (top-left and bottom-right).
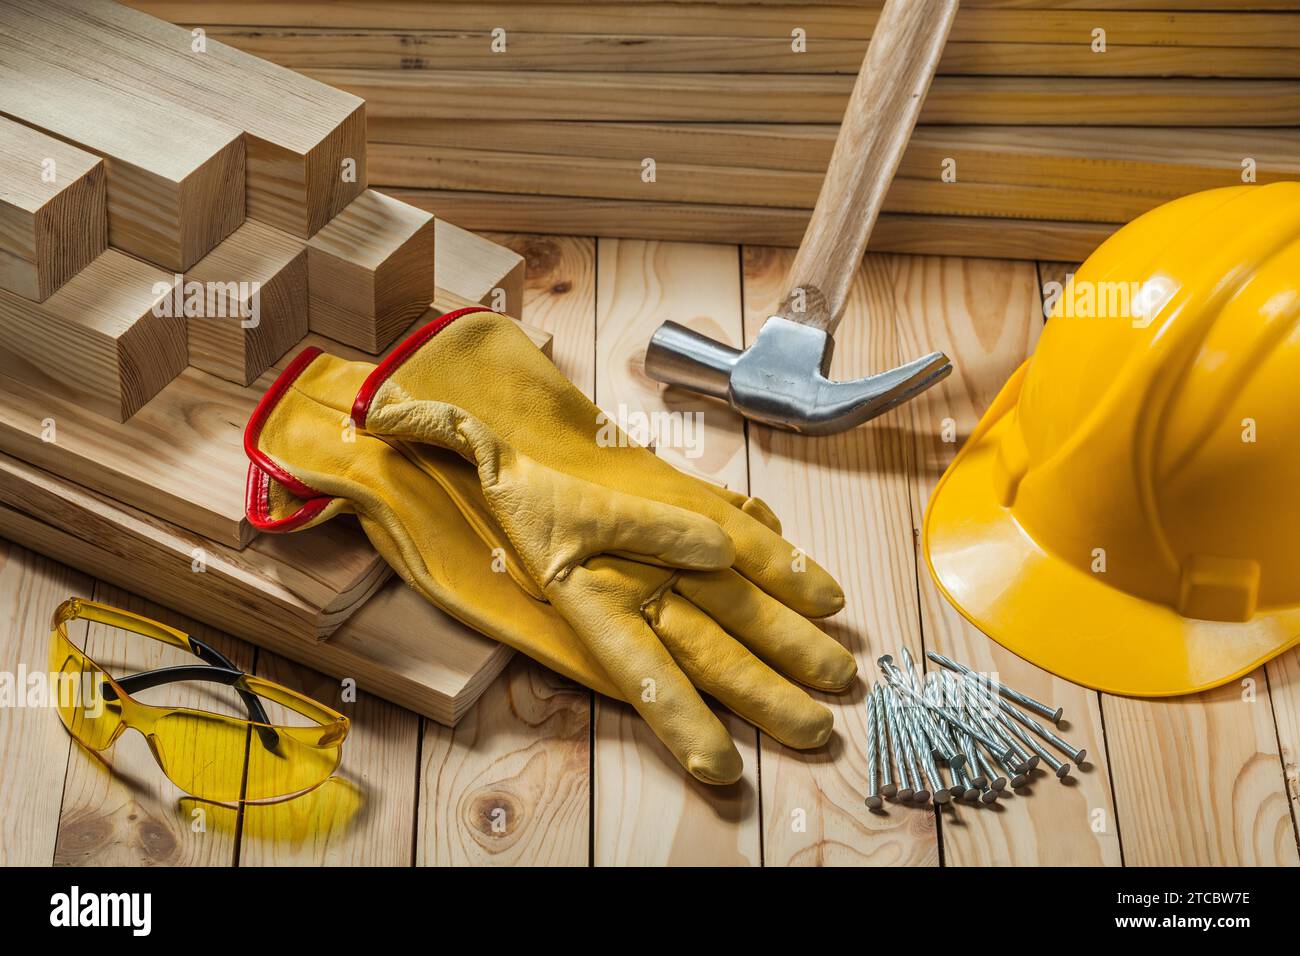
[{"x1": 923, "y1": 370, "x2": 1300, "y2": 698}]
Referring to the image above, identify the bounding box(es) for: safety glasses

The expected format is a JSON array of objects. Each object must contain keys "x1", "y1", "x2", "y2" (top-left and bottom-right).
[{"x1": 49, "y1": 598, "x2": 349, "y2": 804}]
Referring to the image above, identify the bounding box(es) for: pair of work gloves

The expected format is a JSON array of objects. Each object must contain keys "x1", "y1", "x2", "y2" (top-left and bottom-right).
[{"x1": 244, "y1": 308, "x2": 856, "y2": 784}]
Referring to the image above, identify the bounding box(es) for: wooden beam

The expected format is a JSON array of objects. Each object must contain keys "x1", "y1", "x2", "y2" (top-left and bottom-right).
[
  {"x1": 122, "y1": 3, "x2": 1300, "y2": 46},
  {"x1": 0, "y1": 308, "x2": 545, "y2": 549},
  {"x1": 391, "y1": 189, "x2": 1117, "y2": 261},
  {"x1": 0, "y1": 28, "x2": 244, "y2": 272},
  {"x1": 369, "y1": 120, "x2": 1300, "y2": 182},
  {"x1": 433, "y1": 217, "x2": 526, "y2": 318},
  {"x1": 207, "y1": 27, "x2": 1300, "y2": 78},
  {"x1": 314, "y1": 70, "x2": 1300, "y2": 125},
  {"x1": 307, "y1": 189, "x2": 436, "y2": 353},
  {"x1": 0, "y1": 118, "x2": 105, "y2": 302},
  {"x1": 185, "y1": 218, "x2": 309, "y2": 385},
  {"x1": 0, "y1": 425, "x2": 521, "y2": 727},
  {"x1": 0, "y1": 221, "x2": 536, "y2": 546},
  {"x1": 0, "y1": 249, "x2": 186, "y2": 421},
  {"x1": 370, "y1": 143, "x2": 1208, "y2": 223},
  {"x1": 10, "y1": 0, "x2": 366, "y2": 238},
  {"x1": 0, "y1": 452, "x2": 385, "y2": 644}
]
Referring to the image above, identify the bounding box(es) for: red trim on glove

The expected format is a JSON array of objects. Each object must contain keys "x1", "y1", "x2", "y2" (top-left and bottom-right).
[
  {"x1": 243, "y1": 346, "x2": 340, "y2": 532},
  {"x1": 351, "y1": 306, "x2": 496, "y2": 426},
  {"x1": 245, "y1": 463, "x2": 334, "y2": 532}
]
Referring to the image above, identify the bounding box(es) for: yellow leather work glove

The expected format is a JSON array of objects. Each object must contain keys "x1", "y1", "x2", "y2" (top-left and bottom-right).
[
  {"x1": 348, "y1": 309, "x2": 857, "y2": 784},
  {"x1": 248, "y1": 348, "x2": 844, "y2": 783},
  {"x1": 245, "y1": 347, "x2": 621, "y2": 699}
]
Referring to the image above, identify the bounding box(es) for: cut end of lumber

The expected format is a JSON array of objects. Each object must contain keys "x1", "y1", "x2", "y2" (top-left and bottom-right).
[
  {"x1": 306, "y1": 188, "x2": 435, "y2": 353},
  {"x1": 0, "y1": 116, "x2": 107, "y2": 301}
]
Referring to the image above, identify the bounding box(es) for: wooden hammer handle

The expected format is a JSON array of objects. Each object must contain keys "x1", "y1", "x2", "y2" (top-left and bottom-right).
[{"x1": 777, "y1": 0, "x2": 959, "y2": 333}]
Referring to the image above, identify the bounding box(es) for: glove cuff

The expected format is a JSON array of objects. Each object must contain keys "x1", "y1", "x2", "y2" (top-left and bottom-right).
[
  {"x1": 244, "y1": 346, "x2": 347, "y2": 533},
  {"x1": 351, "y1": 306, "x2": 494, "y2": 427}
]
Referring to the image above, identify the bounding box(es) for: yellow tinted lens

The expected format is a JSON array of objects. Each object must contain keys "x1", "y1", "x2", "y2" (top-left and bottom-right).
[
  {"x1": 152, "y1": 711, "x2": 341, "y2": 803},
  {"x1": 48, "y1": 626, "x2": 123, "y2": 750},
  {"x1": 245, "y1": 725, "x2": 342, "y2": 803}
]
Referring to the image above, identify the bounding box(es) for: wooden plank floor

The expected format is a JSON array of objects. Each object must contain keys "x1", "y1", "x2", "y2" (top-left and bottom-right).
[{"x1": 2, "y1": 233, "x2": 1297, "y2": 866}]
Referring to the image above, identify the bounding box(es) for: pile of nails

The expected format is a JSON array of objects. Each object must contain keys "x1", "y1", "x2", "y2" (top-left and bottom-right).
[{"x1": 865, "y1": 649, "x2": 1088, "y2": 810}]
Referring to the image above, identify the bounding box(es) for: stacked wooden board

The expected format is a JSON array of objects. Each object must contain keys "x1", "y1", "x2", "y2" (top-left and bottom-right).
[
  {"x1": 0, "y1": 0, "x2": 531, "y2": 725},
  {"x1": 124, "y1": 0, "x2": 1300, "y2": 259}
]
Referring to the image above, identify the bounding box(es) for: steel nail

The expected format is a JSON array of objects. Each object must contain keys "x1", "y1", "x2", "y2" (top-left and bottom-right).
[
  {"x1": 998, "y1": 699, "x2": 1087, "y2": 766},
  {"x1": 905, "y1": 699, "x2": 949, "y2": 804},
  {"x1": 991, "y1": 706, "x2": 1048, "y2": 773},
  {"x1": 927, "y1": 651, "x2": 1063, "y2": 724},
  {"x1": 865, "y1": 686, "x2": 884, "y2": 808},
  {"x1": 879, "y1": 658, "x2": 1011, "y2": 764},
  {"x1": 958, "y1": 672, "x2": 1037, "y2": 773},
  {"x1": 898, "y1": 696, "x2": 934, "y2": 804},
  {"x1": 921, "y1": 674, "x2": 969, "y2": 770},
  {"x1": 900, "y1": 646, "x2": 924, "y2": 692},
  {"x1": 884, "y1": 687, "x2": 918, "y2": 801},
  {"x1": 874, "y1": 685, "x2": 898, "y2": 798},
  {"x1": 995, "y1": 706, "x2": 1071, "y2": 779},
  {"x1": 977, "y1": 743, "x2": 1009, "y2": 791}
]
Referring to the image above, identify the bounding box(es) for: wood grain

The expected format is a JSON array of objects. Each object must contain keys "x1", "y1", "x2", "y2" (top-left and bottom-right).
[
  {"x1": 893, "y1": 253, "x2": 1121, "y2": 866},
  {"x1": 204, "y1": 27, "x2": 1300, "y2": 78},
  {"x1": 0, "y1": 21, "x2": 244, "y2": 271},
  {"x1": 416, "y1": 234, "x2": 593, "y2": 866},
  {"x1": 0, "y1": 452, "x2": 386, "y2": 646},
  {"x1": 1264, "y1": 649, "x2": 1300, "y2": 856},
  {"x1": 124, "y1": 2, "x2": 1300, "y2": 45},
  {"x1": 0, "y1": 249, "x2": 187, "y2": 422},
  {"x1": 432, "y1": 217, "x2": 527, "y2": 318},
  {"x1": 744, "y1": 245, "x2": 938, "y2": 867},
  {"x1": 0, "y1": 543, "x2": 92, "y2": 865},
  {"x1": 0, "y1": 118, "x2": 106, "y2": 302},
  {"x1": 0, "y1": 222, "x2": 536, "y2": 547},
  {"x1": 593, "y1": 238, "x2": 760, "y2": 866},
  {"x1": 366, "y1": 120, "x2": 1300, "y2": 185},
  {"x1": 307, "y1": 189, "x2": 436, "y2": 353},
  {"x1": 393, "y1": 189, "x2": 1117, "y2": 261},
  {"x1": 54, "y1": 583, "x2": 252, "y2": 866},
  {"x1": 369, "y1": 146, "x2": 1200, "y2": 223},
  {"x1": 237, "y1": 651, "x2": 421, "y2": 865},
  {"x1": 325, "y1": 579, "x2": 513, "y2": 727},
  {"x1": 1105, "y1": 678, "x2": 1298, "y2": 865},
  {"x1": 419, "y1": 658, "x2": 590, "y2": 865},
  {"x1": 186, "y1": 218, "x2": 309, "y2": 385},
  {"x1": 17, "y1": 0, "x2": 366, "y2": 238},
  {"x1": 370, "y1": 127, "x2": 1298, "y2": 199},
  {"x1": 316, "y1": 70, "x2": 1300, "y2": 125}
]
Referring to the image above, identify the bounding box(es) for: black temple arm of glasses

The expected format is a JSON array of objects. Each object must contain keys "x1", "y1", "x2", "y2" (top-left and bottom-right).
[
  {"x1": 108, "y1": 661, "x2": 280, "y2": 752},
  {"x1": 186, "y1": 637, "x2": 277, "y2": 729}
]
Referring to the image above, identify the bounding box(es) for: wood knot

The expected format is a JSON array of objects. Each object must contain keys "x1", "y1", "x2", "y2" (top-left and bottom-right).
[
  {"x1": 136, "y1": 818, "x2": 179, "y2": 862},
  {"x1": 58, "y1": 812, "x2": 113, "y2": 856},
  {"x1": 518, "y1": 237, "x2": 561, "y2": 278},
  {"x1": 467, "y1": 790, "x2": 523, "y2": 840}
]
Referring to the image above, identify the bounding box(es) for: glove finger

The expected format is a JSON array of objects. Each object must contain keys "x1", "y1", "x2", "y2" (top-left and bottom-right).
[
  {"x1": 650, "y1": 591, "x2": 833, "y2": 749},
  {"x1": 580, "y1": 481, "x2": 736, "y2": 572},
  {"x1": 726, "y1": 516, "x2": 846, "y2": 619},
  {"x1": 550, "y1": 560, "x2": 743, "y2": 784},
  {"x1": 674, "y1": 569, "x2": 857, "y2": 692},
  {"x1": 669, "y1": 464, "x2": 783, "y2": 534}
]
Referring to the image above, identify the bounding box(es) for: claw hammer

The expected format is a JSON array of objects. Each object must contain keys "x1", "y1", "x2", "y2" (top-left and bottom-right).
[{"x1": 645, "y1": 0, "x2": 960, "y2": 435}]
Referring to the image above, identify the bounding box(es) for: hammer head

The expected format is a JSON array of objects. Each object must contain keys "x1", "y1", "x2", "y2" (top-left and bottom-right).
[{"x1": 645, "y1": 316, "x2": 952, "y2": 435}]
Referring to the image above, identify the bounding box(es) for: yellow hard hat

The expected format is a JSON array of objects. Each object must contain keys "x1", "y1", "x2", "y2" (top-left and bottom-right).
[{"x1": 924, "y1": 183, "x2": 1300, "y2": 697}]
